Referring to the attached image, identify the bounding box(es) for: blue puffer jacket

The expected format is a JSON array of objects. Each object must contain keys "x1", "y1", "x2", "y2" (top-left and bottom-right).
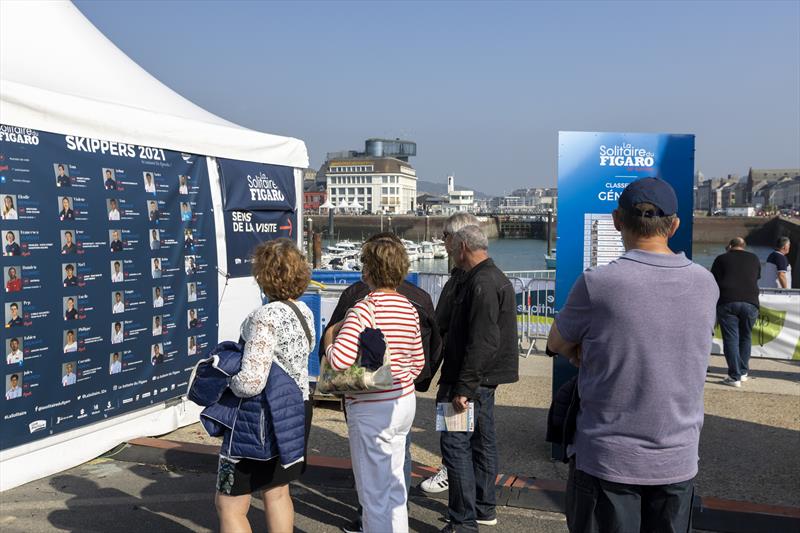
[{"x1": 187, "y1": 341, "x2": 306, "y2": 467}]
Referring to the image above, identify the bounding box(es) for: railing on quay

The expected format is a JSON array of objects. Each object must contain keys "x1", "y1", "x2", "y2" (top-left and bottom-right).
[{"x1": 417, "y1": 269, "x2": 556, "y2": 357}]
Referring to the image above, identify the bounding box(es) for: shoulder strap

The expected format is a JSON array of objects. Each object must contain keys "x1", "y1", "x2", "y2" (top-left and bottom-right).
[{"x1": 282, "y1": 300, "x2": 314, "y2": 348}]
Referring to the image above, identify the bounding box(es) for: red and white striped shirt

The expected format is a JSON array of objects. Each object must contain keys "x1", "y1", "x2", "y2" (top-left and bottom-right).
[{"x1": 326, "y1": 291, "x2": 424, "y2": 403}]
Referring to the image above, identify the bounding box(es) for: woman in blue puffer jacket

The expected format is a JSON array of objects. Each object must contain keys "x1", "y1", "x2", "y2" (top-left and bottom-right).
[{"x1": 215, "y1": 239, "x2": 314, "y2": 533}]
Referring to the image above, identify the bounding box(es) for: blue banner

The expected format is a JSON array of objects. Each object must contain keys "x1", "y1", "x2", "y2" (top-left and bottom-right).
[
  {"x1": 223, "y1": 209, "x2": 296, "y2": 278},
  {"x1": 0, "y1": 126, "x2": 218, "y2": 451},
  {"x1": 217, "y1": 158, "x2": 295, "y2": 211},
  {"x1": 217, "y1": 158, "x2": 297, "y2": 278},
  {"x1": 552, "y1": 132, "x2": 694, "y2": 458}
]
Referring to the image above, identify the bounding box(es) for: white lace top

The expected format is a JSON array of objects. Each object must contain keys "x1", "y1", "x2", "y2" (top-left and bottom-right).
[{"x1": 230, "y1": 301, "x2": 315, "y2": 401}]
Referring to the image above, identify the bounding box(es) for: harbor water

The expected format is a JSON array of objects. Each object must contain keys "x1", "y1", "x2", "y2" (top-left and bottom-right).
[{"x1": 323, "y1": 238, "x2": 775, "y2": 274}]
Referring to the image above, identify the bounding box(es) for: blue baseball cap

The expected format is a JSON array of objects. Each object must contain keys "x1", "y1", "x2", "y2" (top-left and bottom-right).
[{"x1": 618, "y1": 177, "x2": 678, "y2": 217}]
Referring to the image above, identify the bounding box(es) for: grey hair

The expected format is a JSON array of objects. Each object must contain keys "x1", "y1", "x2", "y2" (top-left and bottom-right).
[
  {"x1": 453, "y1": 224, "x2": 488, "y2": 251},
  {"x1": 444, "y1": 212, "x2": 480, "y2": 235},
  {"x1": 776, "y1": 236, "x2": 790, "y2": 249}
]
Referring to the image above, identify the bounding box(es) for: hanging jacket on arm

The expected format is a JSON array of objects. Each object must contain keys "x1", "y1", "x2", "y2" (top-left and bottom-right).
[{"x1": 187, "y1": 341, "x2": 306, "y2": 467}]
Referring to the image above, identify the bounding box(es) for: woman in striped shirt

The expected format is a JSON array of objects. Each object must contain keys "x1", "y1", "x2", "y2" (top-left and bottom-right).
[{"x1": 324, "y1": 236, "x2": 424, "y2": 533}]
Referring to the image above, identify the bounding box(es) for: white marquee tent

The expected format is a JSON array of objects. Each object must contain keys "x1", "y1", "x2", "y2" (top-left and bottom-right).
[{"x1": 0, "y1": 0, "x2": 308, "y2": 490}]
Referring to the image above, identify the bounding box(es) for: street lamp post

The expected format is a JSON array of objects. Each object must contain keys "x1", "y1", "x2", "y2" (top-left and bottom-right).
[
  {"x1": 306, "y1": 217, "x2": 313, "y2": 259},
  {"x1": 546, "y1": 208, "x2": 553, "y2": 255},
  {"x1": 388, "y1": 216, "x2": 392, "y2": 234}
]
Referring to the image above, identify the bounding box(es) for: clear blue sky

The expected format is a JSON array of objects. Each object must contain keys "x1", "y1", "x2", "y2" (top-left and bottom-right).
[{"x1": 75, "y1": 0, "x2": 799, "y2": 195}]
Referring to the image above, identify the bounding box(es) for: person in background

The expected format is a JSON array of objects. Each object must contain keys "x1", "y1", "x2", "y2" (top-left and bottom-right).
[
  {"x1": 187, "y1": 336, "x2": 197, "y2": 356},
  {"x1": 766, "y1": 236, "x2": 792, "y2": 289},
  {"x1": 6, "y1": 267, "x2": 21, "y2": 292},
  {"x1": 59, "y1": 197, "x2": 74, "y2": 221},
  {"x1": 3, "y1": 195, "x2": 18, "y2": 220},
  {"x1": 437, "y1": 225, "x2": 518, "y2": 533},
  {"x1": 547, "y1": 177, "x2": 717, "y2": 532},
  {"x1": 215, "y1": 239, "x2": 314, "y2": 533},
  {"x1": 179, "y1": 175, "x2": 189, "y2": 194},
  {"x1": 153, "y1": 316, "x2": 162, "y2": 336},
  {"x1": 320, "y1": 232, "x2": 441, "y2": 533},
  {"x1": 184, "y1": 228, "x2": 195, "y2": 248},
  {"x1": 181, "y1": 201, "x2": 192, "y2": 221},
  {"x1": 421, "y1": 212, "x2": 482, "y2": 496},
  {"x1": 62, "y1": 363, "x2": 77, "y2": 386},
  {"x1": 56, "y1": 164, "x2": 70, "y2": 187},
  {"x1": 5, "y1": 231, "x2": 20, "y2": 256},
  {"x1": 711, "y1": 237, "x2": 761, "y2": 387},
  {"x1": 325, "y1": 236, "x2": 424, "y2": 533},
  {"x1": 188, "y1": 309, "x2": 199, "y2": 328},
  {"x1": 152, "y1": 258, "x2": 162, "y2": 279}
]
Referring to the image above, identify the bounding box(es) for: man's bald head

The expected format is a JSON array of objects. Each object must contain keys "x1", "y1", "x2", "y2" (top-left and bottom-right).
[{"x1": 728, "y1": 237, "x2": 746, "y2": 250}]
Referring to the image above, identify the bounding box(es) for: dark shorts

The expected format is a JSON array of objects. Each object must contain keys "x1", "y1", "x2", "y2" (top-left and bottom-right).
[{"x1": 216, "y1": 401, "x2": 312, "y2": 496}]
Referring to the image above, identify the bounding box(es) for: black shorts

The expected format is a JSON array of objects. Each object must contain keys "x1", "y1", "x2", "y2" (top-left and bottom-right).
[{"x1": 216, "y1": 401, "x2": 312, "y2": 496}]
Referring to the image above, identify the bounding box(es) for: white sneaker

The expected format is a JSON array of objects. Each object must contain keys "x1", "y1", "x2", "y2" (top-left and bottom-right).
[
  {"x1": 477, "y1": 518, "x2": 498, "y2": 526},
  {"x1": 741, "y1": 373, "x2": 749, "y2": 382},
  {"x1": 421, "y1": 465, "x2": 448, "y2": 493},
  {"x1": 722, "y1": 377, "x2": 741, "y2": 388}
]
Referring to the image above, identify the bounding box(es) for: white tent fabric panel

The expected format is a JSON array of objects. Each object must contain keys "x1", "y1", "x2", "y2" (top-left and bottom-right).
[{"x1": 0, "y1": 1, "x2": 308, "y2": 168}]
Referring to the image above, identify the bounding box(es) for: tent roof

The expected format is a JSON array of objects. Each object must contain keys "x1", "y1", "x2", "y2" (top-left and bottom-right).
[{"x1": 0, "y1": 1, "x2": 308, "y2": 168}]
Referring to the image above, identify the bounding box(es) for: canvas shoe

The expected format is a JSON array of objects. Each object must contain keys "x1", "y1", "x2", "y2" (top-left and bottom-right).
[
  {"x1": 740, "y1": 373, "x2": 749, "y2": 382},
  {"x1": 722, "y1": 377, "x2": 741, "y2": 388},
  {"x1": 421, "y1": 465, "x2": 448, "y2": 493},
  {"x1": 444, "y1": 516, "x2": 497, "y2": 526}
]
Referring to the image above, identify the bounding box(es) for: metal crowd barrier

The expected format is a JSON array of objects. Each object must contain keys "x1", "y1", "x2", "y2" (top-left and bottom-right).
[{"x1": 417, "y1": 270, "x2": 556, "y2": 357}]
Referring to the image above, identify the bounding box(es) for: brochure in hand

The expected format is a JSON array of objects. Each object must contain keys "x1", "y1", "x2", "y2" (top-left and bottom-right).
[{"x1": 436, "y1": 402, "x2": 475, "y2": 432}]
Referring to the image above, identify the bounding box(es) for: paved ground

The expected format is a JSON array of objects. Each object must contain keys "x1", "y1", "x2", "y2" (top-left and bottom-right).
[
  {"x1": 169, "y1": 354, "x2": 800, "y2": 507},
  {"x1": 0, "y1": 459, "x2": 569, "y2": 533},
  {"x1": 1, "y1": 354, "x2": 796, "y2": 532}
]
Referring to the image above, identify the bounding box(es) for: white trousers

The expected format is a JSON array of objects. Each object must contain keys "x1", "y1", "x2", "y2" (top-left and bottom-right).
[{"x1": 346, "y1": 393, "x2": 416, "y2": 533}]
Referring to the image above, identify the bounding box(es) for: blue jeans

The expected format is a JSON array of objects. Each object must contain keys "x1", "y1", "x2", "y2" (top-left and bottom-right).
[
  {"x1": 717, "y1": 302, "x2": 759, "y2": 381},
  {"x1": 439, "y1": 385, "x2": 498, "y2": 531}
]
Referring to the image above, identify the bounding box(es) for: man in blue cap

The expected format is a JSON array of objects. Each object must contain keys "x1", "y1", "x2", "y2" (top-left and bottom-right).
[{"x1": 547, "y1": 177, "x2": 718, "y2": 531}]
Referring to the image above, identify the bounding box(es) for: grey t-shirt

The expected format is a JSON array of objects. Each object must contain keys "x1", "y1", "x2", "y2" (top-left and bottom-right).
[{"x1": 556, "y1": 249, "x2": 718, "y2": 485}]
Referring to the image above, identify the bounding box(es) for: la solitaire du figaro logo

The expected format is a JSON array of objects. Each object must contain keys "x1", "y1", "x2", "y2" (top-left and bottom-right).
[
  {"x1": 599, "y1": 143, "x2": 655, "y2": 168},
  {"x1": 247, "y1": 172, "x2": 286, "y2": 202},
  {"x1": 0, "y1": 125, "x2": 40, "y2": 145}
]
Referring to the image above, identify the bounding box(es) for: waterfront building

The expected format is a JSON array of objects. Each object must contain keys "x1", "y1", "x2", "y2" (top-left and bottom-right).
[
  {"x1": 303, "y1": 181, "x2": 327, "y2": 212},
  {"x1": 442, "y1": 175, "x2": 475, "y2": 214},
  {"x1": 323, "y1": 139, "x2": 418, "y2": 214},
  {"x1": 770, "y1": 176, "x2": 800, "y2": 210}
]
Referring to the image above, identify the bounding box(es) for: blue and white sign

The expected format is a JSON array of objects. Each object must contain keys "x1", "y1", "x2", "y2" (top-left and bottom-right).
[
  {"x1": 552, "y1": 131, "x2": 695, "y2": 426},
  {"x1": 217, "y1": 158, "x2": 297, "y2": 278}
]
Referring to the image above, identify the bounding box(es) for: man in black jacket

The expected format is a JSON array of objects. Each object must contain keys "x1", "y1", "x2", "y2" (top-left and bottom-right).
[
  {"x1": 318, "y1": 232, "x2": 441, "y2": 533},
  {"x1": 439, "y1": 225, "x2": 519, "y2": 533}
]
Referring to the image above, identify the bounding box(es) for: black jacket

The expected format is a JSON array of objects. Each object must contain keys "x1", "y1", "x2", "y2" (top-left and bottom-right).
[
  {"x1": 439, "y1": 258, "x2": 519, "y2": 399},
  {"x1": 318, "y1": 280, "x2": 442, "y2": 392},
  {"x1": 546, "y1": 375, "x2": 579, "y2": 463}
]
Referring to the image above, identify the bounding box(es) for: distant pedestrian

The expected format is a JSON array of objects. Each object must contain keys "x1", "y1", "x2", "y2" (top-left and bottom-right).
[
  {"x1": 766, "y1": 236, "x2": 792, "y2": 288},
  {"x1": 547, "y1": 177, "x2": 718, "y2": 532},
  {"x1": 711, "y1": 237, "x2": 761, "y2": 387},
  {"x1": 438, "y1": 224, "x2": 518, "y2": 533}
]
